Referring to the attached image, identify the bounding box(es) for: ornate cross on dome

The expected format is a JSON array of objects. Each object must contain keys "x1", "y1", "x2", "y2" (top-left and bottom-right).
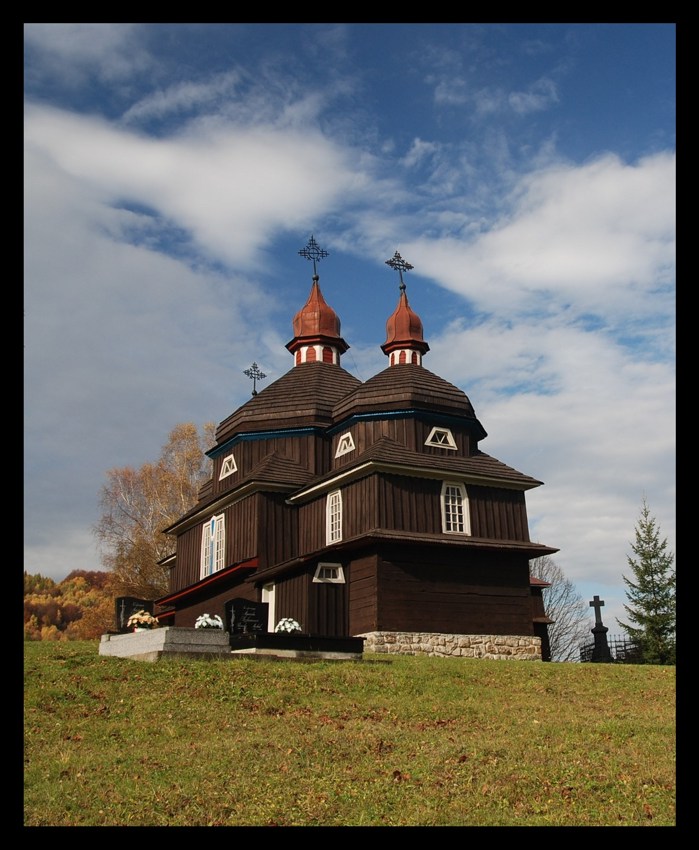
[
  {"x1": 244, "y1": 362, "x2": 267, "y2": 396},
  {"x1": 385, "y1": 251, "x2": 414, "y2": 292},
  {"x1": 298, "y1": 235, "x2": 329, "y2": 278}
]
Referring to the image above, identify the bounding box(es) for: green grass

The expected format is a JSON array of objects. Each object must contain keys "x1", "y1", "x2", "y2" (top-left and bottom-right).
[{"x1": 24, "y1": 640, "x2": 675, "y2": 826}]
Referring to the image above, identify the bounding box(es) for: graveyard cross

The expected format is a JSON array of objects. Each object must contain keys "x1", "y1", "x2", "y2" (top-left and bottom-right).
[{"x1": 589, "y1": 595, "x2": 605, "y2": 627}]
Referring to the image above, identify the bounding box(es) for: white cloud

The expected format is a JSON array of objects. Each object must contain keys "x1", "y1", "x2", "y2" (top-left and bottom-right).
[
  {"x1": 407, "y1": 151, "x2": 675, "y2": 323},
  {"x1": 24, "y1": 23, "x2": 152, "y2": 86},
  {"x1": 24, "y1": 104, "x2": 365, "y2": 270}
]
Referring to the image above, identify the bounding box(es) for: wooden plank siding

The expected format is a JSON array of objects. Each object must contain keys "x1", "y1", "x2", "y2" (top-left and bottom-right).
[
  {"x1": 212, "y1": 433, "x2": 332, "y2": 498},
  {"x1": 307, "y1": 577, "x2": 348, "y2": 636},
  {"x1": 257, "y1": 493, "x2": 298, "y2": 568},
  {"x1": 332, "y1": 418, "x2": 472, "y2": 470},
  {"x1": 174, "y1": 580, "x2": 259, "y2": 629},
  {"x1": 348, "y1": 554, "x2": 379, "y2": 634},
  {"x1": 272, "y1": 571, "x2": 308, "y2": 634},
  {"x1": 374, "y1": 547, "x2": 534, "y2": 636},
  {"x1": 168, "y1": 494, "x2": 259, "y2": 591},
  {"x1": 469, "y1": 486, "x2": 530, "y2": 541}
]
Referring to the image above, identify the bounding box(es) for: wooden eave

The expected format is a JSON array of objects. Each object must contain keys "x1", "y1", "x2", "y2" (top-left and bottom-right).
[
  {"x1": 287, "y1": 441, "x2": 544, "y2": 505},
  {"x1": 154, "y1": 557, "x2": 259, "y2": 607},
  {"x1": 252, "y1": 530, "x2": 558, "y2": 582},
  {"x1": 163, "y1": 452, "x2": 312, "y2": 535}
]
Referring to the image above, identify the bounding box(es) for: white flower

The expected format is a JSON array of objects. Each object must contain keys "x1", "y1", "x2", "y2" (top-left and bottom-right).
[
  {"x1": 274, "y1": 618, "x2": 303, "y2": 634},
  {"x1": 195, "y1": 613, "x2": 224, "y2": 630}
]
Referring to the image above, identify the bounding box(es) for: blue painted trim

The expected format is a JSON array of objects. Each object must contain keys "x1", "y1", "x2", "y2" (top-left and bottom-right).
[
  {"x1": 328, "y1": 410, "x2": 483, "y2": 435},
  {"x1": 208, "y1": 427, "x2": 323, "y2": 458}
]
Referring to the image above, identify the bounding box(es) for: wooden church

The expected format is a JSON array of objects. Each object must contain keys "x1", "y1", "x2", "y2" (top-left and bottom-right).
[{"x1": 154, "y1": 238, "x2": 557, "y2": 660}]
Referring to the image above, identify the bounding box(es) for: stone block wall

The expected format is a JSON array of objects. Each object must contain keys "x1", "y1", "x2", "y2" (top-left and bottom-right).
[{"x1": 359, "y1": 631, "x2": 542, "y2": 661}]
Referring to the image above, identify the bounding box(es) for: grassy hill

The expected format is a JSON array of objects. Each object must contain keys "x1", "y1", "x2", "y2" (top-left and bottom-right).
[{"x1": 23, "y1": 640, "x2": 675, "y2": 827}]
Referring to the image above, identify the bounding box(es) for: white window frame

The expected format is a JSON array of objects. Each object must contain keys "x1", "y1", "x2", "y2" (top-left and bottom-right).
[
  {"x1": 440, "y1": 482, "x2": 470, "y2": 535},
  {"x1": 218, "y1": 453, "x2": 237, "y2": 480},
  {"x1": 200, "y1": 513, "x2": 226, "y2": 578},
  {"x1": 313, "y1": 562, "x2": 346, "y2": 584},
  {"x1": 425, "y1": 426, "x2": 457, "y2": 450},
  {"x1": 262, "y1": 582, "x2": 275, "y2": 632},
  {"x1": 326, "y1": 490, "x2": 343, "y2": 545},
  {"x1": 334, "y1": 432, "x2": 355, "y2": 458}
]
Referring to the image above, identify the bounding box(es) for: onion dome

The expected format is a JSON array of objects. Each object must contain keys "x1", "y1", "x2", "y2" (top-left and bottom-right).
[
  {"x1": 381, "y1": 250, "x2": 429, "y2": 366},
  {"x1": 381, "y1": 288, "x2": 430, "y2": 365},
  {"x1": 286, "y1": 236, "x2": 349, "y2": 366}
]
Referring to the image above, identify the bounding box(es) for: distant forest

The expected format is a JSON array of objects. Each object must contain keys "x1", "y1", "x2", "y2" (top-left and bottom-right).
[{"x1": 24, "y1": 570, "x2": 116, "y2": 640}]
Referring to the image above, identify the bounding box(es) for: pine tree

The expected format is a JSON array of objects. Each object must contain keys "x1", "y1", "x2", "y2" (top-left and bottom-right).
[{"x1": 617, "y1": 498, "x2": 675, "y2": 665}]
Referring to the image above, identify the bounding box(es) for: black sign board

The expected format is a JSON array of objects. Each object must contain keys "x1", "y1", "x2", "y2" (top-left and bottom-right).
[
  {"x1": 225, "y1": 598, "x2": 269, "y2": 634},
  {"x1": 115, "y1": 597, "x2": 155, "y2": 633}
]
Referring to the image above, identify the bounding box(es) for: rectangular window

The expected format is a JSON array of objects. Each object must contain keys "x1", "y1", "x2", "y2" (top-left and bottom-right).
[
  {"x1": 441, "y1": 482, "x2": 470, "y2": 535},
  {"x1": 200, "y1": 514, "x2": 226, "y2": 578},
  {"x1": 326, "y1": 490, "x2": 342, "y2": 545}
]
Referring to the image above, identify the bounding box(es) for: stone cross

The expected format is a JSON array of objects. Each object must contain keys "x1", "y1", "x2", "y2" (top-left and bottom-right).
[{"x1": 589, "y1": 595, "x2": 605, "y2": 626}]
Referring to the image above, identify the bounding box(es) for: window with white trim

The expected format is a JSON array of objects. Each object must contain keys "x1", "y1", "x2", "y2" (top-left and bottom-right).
[
  {"x1": 200, "y1": 513, "x2": 226, "y2": 578},
  {"x1": 313, "y1": 562, "x2": 345, "y2": 583},
  {"x1": 425, "y1": 426, "x2": 457, "y2": 450},
  {"x1": 326, "y1": 490, "x2": 342, "y2": 544},
  {"x1": 441, "y1": 482, "x2": 470, "y2": 534},
  {"x1": 335, "y1": 432, "x2": 355, "y2": 458},
  {"x1": 218, "y1": 454, "x2": 237, "y2": 480}
]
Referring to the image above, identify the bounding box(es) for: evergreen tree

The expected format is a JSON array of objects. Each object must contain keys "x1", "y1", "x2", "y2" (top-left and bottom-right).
[{"x1": 617, "y1": 498, "x2": 675, "y2": 665}]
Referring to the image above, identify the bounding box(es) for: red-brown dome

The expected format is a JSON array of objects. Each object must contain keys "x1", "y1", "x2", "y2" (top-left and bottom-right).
[
  {"x1": 286, "y1": 277, "x2": 349, "y2": 360},
  {"x1": 292, "y1": 278, "x2": 341, "y2": 339},
  {"x1": 381, "y1": 290, "x2": 429, "y2": 357}
]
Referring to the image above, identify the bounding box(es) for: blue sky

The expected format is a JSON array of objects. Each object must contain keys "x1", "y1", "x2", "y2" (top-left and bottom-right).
[{"x1": 24, "y1": 23, "x2": 675, "y2": 635}]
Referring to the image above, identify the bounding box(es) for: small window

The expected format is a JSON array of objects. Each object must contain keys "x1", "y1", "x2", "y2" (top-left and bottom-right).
[
  {"x1": 441, "y1": 482, "x2": 470, "y2": 535},
  {"x1": 313, "y1": 563, "x2": 345, "y2": 584},
  {"x1": 335, "y1": 432, "x2": 355, "y2": 458},
  {"x1": 326, "y1": 490, "x2": 342, "y2": 544},
  {"x1": 425, "y1": 427, "x2": 457, "y2": 450},
  {"x1": 200, "y1": 514, "x2": 226, "y2": 578},
  {"x1": 218, "y1": 454, "x2": 237, "y2": 480}
]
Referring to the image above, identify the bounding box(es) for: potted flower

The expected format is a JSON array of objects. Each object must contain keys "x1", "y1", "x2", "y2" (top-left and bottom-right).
[
  {"x1": 194, "y1": 613, "x2": 224, "y2": 630},
  {"x1": 127, "y1": 610, "x2": 159, "y2": 632},
  {"x1": 274, "y1": 618, "x2": 303, "y2": 635}
]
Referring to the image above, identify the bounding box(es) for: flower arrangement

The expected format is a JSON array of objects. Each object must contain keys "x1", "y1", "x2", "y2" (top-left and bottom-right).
[
  {"x1": 195, "y1": 613, "x2": 224, "y2": 630},
  {"x1": 127, "y1": 610, "x2": 159, "y2": 630},
  {"x1": 275, "y1": 617, "x2": 303, "y2": 635}
]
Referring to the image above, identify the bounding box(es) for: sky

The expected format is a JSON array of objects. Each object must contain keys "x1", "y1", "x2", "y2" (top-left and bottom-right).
[{"x1": 24, "y1": 23, "x2": 675, "y2": 637}]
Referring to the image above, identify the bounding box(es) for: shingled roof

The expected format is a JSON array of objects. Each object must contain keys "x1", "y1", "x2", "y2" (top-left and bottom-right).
[
  {"x1": 215, "y1": 361, "x2": 362, "y2": 444},
  {"x1": 287, "y1": 435, "x2": 543, "y2": 504},
  {"x1": 332, "y1": 364, "x2": 487, "y2": 439}
]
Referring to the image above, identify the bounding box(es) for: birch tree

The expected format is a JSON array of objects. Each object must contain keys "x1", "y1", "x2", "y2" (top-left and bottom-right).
[{"x1": 94, "y1": 422, "x2": 215, "y2": 599}]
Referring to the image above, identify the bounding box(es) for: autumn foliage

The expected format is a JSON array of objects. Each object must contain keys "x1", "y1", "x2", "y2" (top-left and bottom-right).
[
  {"x1": 24, "y1": 570, "x2": 116, "y2": 641},
  {"x1": 93, "y1": 422, "x2": 215, "y2": 599}
]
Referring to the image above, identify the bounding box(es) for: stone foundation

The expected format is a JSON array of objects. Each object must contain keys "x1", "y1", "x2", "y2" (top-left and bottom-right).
[{"x1": 358, "y1": 631, "x2": 542, "y2": 661}]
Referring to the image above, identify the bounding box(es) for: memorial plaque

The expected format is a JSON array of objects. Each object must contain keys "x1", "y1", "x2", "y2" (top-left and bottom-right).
[
  {"x1": 225, "y1": 598, "x2": 269, "y2": 634},
  {"x1": 115, "y1": 597, "x2": 155, "y2": 633}
]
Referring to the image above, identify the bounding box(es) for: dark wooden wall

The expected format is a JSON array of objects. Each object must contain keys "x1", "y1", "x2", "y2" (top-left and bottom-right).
[
  {"x1": 212, "y1": 433, "x2": 331, "y2": 498},
  {"x1": 348, "y1": 554, "x2": 379, "y2": 635},
  {"x1": 169, "y1": 494, "x2": 259, "y2": 592},
  {"x1": 332, "y1": 418, "x2": 472, "y2": 469},
  {"x1": 372, "y1": 546, "x2": 534, "y2": 636},
  {"x1": 171, "y1": 576, "x2": 258, "y2": 629}
]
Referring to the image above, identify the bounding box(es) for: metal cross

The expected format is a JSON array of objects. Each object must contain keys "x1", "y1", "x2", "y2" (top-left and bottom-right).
[
  {"x1": 298, "y1": 235, "x2": 329, "y2": 277},
  {"x1": 385, "y1": 251, "x2": 414, "y2": 291},
  {"x1": 244, "y1": 362, "x2": 267, "y2": 396},
  {"x1": 589, "y1": 595, "x2": 605, "y2": 626}
]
